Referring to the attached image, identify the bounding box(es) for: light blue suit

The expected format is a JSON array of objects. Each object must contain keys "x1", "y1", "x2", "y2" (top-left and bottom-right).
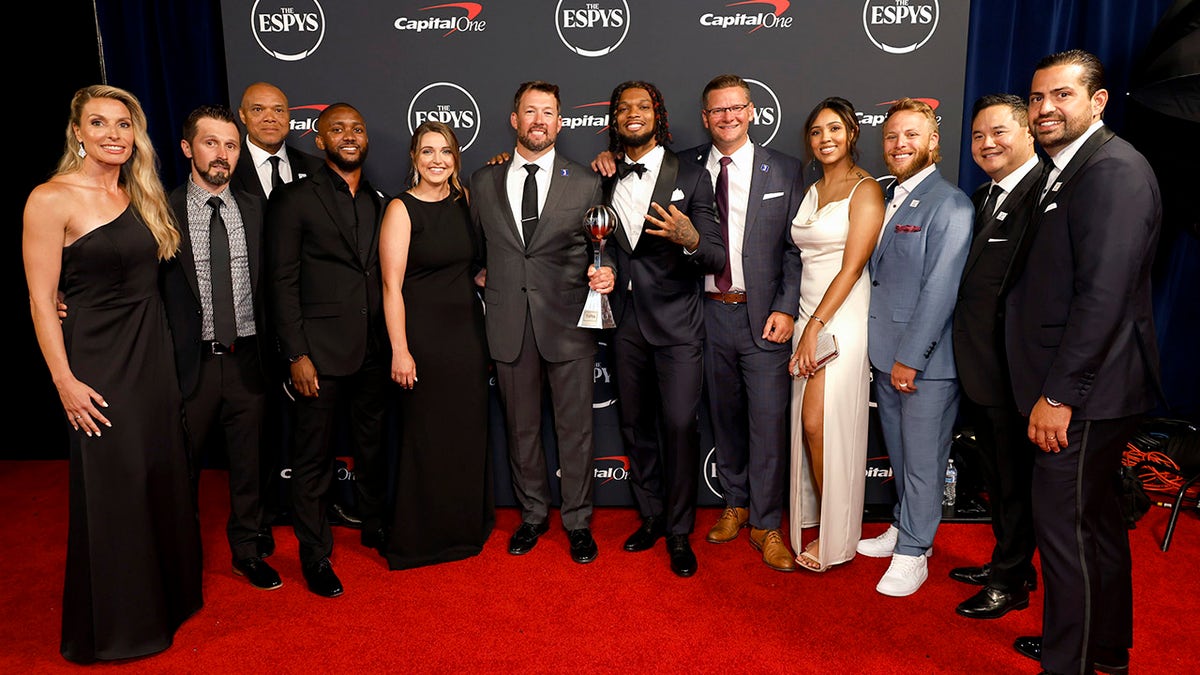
[{"x1": 868, "y1": 166, "x2": 972, "y2": 556}]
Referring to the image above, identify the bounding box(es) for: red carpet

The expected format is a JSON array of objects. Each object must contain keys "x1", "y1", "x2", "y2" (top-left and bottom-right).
[{"x1": 0, "y1": 460, "x2": 1195, "y2": 673}]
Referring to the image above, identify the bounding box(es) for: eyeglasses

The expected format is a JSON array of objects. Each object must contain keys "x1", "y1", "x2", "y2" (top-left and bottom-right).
[{"x1": 703, "y1": 102, "x2": 751, "y2": 117}]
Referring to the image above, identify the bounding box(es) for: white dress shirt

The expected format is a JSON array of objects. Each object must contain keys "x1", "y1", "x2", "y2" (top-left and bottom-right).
[
  {"x1": 244, "y1": 138, "x2": 295, "y2": 198},
  {"x1": 703, "y1": 140, "x2": 752, "y2": 293},
  {"x1": 506, "y1": 148, "x2": 556, "y2": 245},
  {"x1": 612, "y1": 145, "x2": 665, "y2": 252}
]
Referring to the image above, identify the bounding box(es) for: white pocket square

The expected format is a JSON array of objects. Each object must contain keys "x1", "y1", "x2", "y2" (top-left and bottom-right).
[
  {"x1": 763, "y1": 191, "x2": 784, "y2": 200},
  {"x1": 987, "y1": 238, "x2": 1008, "y2": 243},
  {"x1": 670, "y1": 188, "x2": 685, "y2": 202},
  {"x1": 1044, "y1": 202, "x2": 1058, "y2": 213}
]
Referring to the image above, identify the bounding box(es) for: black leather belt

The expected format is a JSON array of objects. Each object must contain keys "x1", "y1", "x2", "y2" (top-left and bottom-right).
[{"x1": 204, "y1": 336, "x2": 254, "y2": 355}]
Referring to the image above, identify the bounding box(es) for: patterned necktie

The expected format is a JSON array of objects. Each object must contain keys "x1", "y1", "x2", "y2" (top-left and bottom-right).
[
  {"x1": 714, "y1": 156, "x2": 733, "y2": 292},
  {"x1": 207, "y1": 196, "x2": 236, "y2": 346},
  {"x1": 521, "y1": 164, "x2": 539, "y2": 244}
]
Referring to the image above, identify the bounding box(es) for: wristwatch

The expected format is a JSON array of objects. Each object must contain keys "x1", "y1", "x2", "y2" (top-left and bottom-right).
[
  {"x1": 289, "y1": 353, "x2": 308, "y2": 363},
  {"x1": 1044, "y1": 396, "x2": 1063, "y2": 407}
]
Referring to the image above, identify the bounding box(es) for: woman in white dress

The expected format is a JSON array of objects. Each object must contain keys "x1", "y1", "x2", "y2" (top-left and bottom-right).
[{"x1": 788, "y1": 97, "x2": 886, "y2": 571}]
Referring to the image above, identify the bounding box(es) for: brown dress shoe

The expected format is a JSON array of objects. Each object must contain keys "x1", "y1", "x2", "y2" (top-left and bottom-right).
[
  {"x1": 750, "y1": 527, "x2": 798, "y2": 572},
  {"x1": 706, "y1": 506, "x2": 749, "y2": 543}
]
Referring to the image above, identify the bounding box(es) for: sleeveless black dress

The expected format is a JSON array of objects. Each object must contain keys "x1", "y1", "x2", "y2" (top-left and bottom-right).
[
  {"x1": 384, "y1": 193, "x2": 494, "y2": 570},
  {"x1": 58, "y1": 206, "x2": 202, "y2": 663}
]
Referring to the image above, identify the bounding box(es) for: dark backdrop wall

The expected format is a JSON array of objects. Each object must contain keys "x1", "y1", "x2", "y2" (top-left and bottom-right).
[{"x1": 12, "y1": 0, "x2": 1196, "y2": 484}]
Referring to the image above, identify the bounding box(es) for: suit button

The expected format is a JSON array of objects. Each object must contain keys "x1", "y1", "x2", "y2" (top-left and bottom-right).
[
  {"x1": 360, "y1": 308, "x2": 367, "y2": 315},
  {"x1": 525, "y1": 254, "x2": 531, "y2": 259},
  {"x1": 872, "y1": 281, "x2": 880, "y2": 287}
]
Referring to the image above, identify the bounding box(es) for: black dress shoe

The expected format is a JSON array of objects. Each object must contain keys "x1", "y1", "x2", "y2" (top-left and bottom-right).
[
  {"x1": 508, "y1": 521, "x2": 549, "y2": 555},
  {"x1": 328, "y1": 503, "x2": 363, "y2": 529},
  {"x1": 1017, "y1": 637, "x2": 1126, "y2": 674},
  {"x1": 256, "y1": 531, "x2": 276, "y2": 559},
  {"x1": 1014, "y1": 636, "x2": 1042, "y2": 662},
  {"x1": 666, "y1": 535, "x2": 697, "y2": 577},
  {"x1": 360, "y1": 526, "x2": 387, "y2": 553},
  {"x1": 623, "y1": 516, "x2": 666, "y2": 552},
  {"x1": 568, "y1": 528, "x2": 598, "y2": 564},
  {"x1": 950, "y1": 563, "x2": 1038, "y2": 590},
  {"x1": 302, "y1": 558, "x2": 343, "y2": 598},
  {"x1": 233, "y1": 556, "x2": 283, "y2": 590},
  {"x1": 956, "y1": 585, "x2": 1029, "y2": 619}
]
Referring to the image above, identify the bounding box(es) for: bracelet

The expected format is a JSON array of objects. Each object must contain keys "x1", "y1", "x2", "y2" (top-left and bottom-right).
[{"x1": 810, "y1": 315, "x2": 826, "y2": 326}]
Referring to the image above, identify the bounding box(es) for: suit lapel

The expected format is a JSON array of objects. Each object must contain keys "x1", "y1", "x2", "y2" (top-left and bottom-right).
[
  {"x1": 875, "y1": 171, "x2": 940, "y2": 263},
  {"x1": 644, "y1": 150, "x2": 680, "y2": 246},
  {"x1": 170, "y1": 189, "x2": 202, "y2": 303},
  {"x1": 490, "y1": 159, "x2": 525, "y2": 247},
  {"x1": 1039, "y1": 125, "x2": 1114, "y2": 208},
  {"x1": 744, "y1": 145, "x2": 770, "y2": 246},
  {"x1": 311, "y1": 172, "x2": 360, "y2": 262},
  {"x1": 234, "y1": 190, "x2": 262, "y2": 291}
]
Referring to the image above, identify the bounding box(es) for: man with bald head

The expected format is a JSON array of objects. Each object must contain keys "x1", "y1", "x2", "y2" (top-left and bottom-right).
[{"x1": 233, "y1": 82, "x2": 324, "y2": 200}]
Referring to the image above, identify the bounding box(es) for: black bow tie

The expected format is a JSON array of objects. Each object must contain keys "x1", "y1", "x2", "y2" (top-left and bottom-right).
[{"x1": 616, "y1": 161, "x2": 647, "y2": 180}]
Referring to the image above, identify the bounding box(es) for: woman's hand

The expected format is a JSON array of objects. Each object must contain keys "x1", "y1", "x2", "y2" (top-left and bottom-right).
[
  {"x1": 789, "y1": 330, "x2": 819, "y2": 379},
  {"x1": 392, "y1": 350, "x2": 417, "y2": 389},
  {"x1": 58, "y1": 377, "x2": 110, "y2": 436}
]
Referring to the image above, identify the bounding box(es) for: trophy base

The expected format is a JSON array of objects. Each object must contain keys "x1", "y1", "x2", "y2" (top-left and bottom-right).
[{"x1": 577, "y1": 290, "x2": 616, "y2": 329}]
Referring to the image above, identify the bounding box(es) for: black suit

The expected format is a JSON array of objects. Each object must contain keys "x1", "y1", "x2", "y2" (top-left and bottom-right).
[
  {"x1": 162, "y1": 182, "x2": 269, "y2": 561},
  {"x1": 231, "y1": 141, "x2": 324, "y2": 200},
  {"x1": 1005, "y1": 126, "x2": 1162, "y2": 675},
  {"x1": 950, "y1": 158, "x2": 1045, "y2": 592},
  {"x1": 681, "y1": 142, "x2": 802, "y2": 531},
  {"x1": 605, "y1": 148, "x2": 724, "y2": 535},
  {"x1": 265, "y1": 164, "x2": 391, "y2": 566}
]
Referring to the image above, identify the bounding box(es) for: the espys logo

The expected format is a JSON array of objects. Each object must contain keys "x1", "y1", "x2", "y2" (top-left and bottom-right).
[
  {"x1": 251, "y1": 0, "x2": 326, "y2": 61},
  {"x1": 863, "y1": 0, "x2": 939, "y2": 54},
  {"x1": 593, "y1": 342, "x2": 617, "y2": 408},
  {"x1": 703, "y1": 447, "x2": 723, "y2": 498},
  {"x1": 407, "y1": 82, "x2": 481, "y2": 150},
  {"x1": 700, "y1": 0, "x2": 793, "y2": 33},
  {"x1": 564, "y1": 100, "x2": 610, "y2": 134},
  {"x1": 555, "y1": 0, "x2": 630, "y2": 57},
  {"x1": 394, "y1": 2, "x2": 486, "y2": 36},
  {"x1": 287, "y1": 104, "x2": 328, "y2": 138},
  {"x1": 856, "y1": 97, "x2": 941, "y2": 127},
  {"x1": 594, "y1": 456, "x2": 630, "y2": 485},
  {"x1": 746, "y1": 78, "x2": 782, "y2": 146}
]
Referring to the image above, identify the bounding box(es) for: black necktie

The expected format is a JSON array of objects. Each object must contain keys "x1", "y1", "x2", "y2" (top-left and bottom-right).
[
  {"x1": 268, "y1": 156, "x2": 283, "y2": 193},
  {"x1": 715, "y1": 156, "x2": 733, "y2": 292},
  {"x1": 207, "y1": 196, "x2": 237, "y2": 347},
  {"x1": 521, "y1": 163, "x2": 539, "y2": 244},
  {"x1": 616, "y1": 161, "x2": 647, "y2": 180},
  {"x1": 979, "y1": 183, "x2": 1001, "y2": 219}
]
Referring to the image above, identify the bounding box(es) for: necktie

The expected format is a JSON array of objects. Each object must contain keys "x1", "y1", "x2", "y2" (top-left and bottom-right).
[
  {"x1": 521, "y1": 163, "x2": 539, "y2": 244},
  {"x1": 207, "y1": 196, "x2": 237, "y2": 347},
  {"x1": 714, "y1": 156, "x2": 733, "y2": 292},
  {"x1": 268, "y1": 156, "x2": 283, "y2": 194},
  {"x1": 979, "y1": 183, "x2": 1001, "y2": 218},
  {"x1": 616, "y1": 161, "x2": 647, "y2": 180}
]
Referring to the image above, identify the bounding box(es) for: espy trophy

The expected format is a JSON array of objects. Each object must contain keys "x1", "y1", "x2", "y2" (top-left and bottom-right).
[{"x1": 577, "y1": 204, "x2": 619, "y2": 329}]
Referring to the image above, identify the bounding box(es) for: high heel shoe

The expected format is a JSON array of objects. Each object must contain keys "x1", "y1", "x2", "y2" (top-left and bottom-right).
[{"x1": 797, "y1": 541, "x2": 829, "y2": 573}]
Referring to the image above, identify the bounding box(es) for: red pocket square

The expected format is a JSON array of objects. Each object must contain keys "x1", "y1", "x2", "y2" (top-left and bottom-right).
[{"x1": 894, "y1": 224, "x2": 922, "y2": 233}]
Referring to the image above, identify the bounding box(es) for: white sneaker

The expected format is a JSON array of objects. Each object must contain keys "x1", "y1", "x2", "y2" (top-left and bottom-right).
[
  {"x1": 876, "y1": 553, "x2": 929, "y2": 597},
  {"x1": 855, "y1": 525, "x2": 934, "y2": 558},
  {"x1": 856, "y1": 525, "x2": 898, "y2": 558}
]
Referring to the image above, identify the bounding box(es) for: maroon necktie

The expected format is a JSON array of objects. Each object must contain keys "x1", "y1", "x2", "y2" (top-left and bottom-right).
[{"x1": 715, "y1": 156, "x2": 733, "y2": 292}]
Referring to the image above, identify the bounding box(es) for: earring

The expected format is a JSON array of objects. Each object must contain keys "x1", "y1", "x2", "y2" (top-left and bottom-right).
[{"x1": 77, "y1": 143, "x2": 87, "y2": 158}]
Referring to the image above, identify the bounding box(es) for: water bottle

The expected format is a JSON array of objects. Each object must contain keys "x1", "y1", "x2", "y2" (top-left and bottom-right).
[{"x1": 942, "y1": 458, "x2": 958, "y2": 516}]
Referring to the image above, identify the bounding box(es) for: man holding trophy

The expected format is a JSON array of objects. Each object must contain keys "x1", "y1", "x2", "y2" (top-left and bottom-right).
[{"x1": 467, "y1": 80, "x2": 613, "y2": 565}]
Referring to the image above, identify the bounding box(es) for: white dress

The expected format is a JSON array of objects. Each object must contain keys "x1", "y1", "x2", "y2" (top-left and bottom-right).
[{"x1": 788, "y1": 178, "x2": 873, "y2": 568}]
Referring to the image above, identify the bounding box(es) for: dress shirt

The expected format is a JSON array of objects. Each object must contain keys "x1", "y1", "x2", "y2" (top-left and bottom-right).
[
  {"x1": 987, "y1": 154, "x2": 1041, "y2": 216},
  {"x1": 244, "y1": 138, "x2": 295, "y2": 198},
  {"x1": 1041, "y1": 120, "x2": 1104, "y2": 200},
  {"x1": 184, "y1": 180, "x2": 255, "y2": 340},
  {"x1": 612, "y1": 145, "x2": 665, "y2": 253},
  {"x1": 883, "y1": 163, "x2": 938, "y2": 227},
  {"x1": 506, "y1": 147, "x2": 555, "y2": 245},
  {"x1": 703, "y1": 140, "x2": 752, "y2": 293}
]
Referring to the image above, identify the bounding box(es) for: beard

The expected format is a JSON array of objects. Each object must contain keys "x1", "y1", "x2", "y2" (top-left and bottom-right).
[
  {"x1": 886, "y1": 144, "x2": 933, "y2": 183},
  {"x1": 518, "y1": 125, "x2": 554, "y2": 154},
  {"x1": 327, "y1": 144, "x2": 368, "y2": 172},
  {"x1": 617, "y1": 125, "x2": 655, "y2": 149},
  {"x1": 1033, "y1": 112, "x2": 1091, "y2": 153},
  {"x1": 199, "y1": 160, "x2": 231, "y2": 187}
]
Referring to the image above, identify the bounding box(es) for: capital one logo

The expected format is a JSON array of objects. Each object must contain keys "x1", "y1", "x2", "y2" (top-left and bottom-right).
[
  {"x1": 562, "y1": 100, "x2": 610, "y2": 134},
  {"x1": 407, "y1": 82, "x2": 481, "y2": 150},
  {"x1": 555, "y1": 0, "x2": 630, "y2": 57},
  {"x1": 703, "y1": 447, "x2": 723, "y2": 498},
  {"x1": 394, "y1": 2, "x2": 487, "y2": 36},
  {"x1": 288, "y1": 104, "x2": 329, "y2": 139},
  {"x1": 746, "y1": 78, "x2": 782, "y2": 146},
  {"x1": 699, "y1": 0, "x2": 794, "y2": 33},
  {"x1": 856, "y1": 97, "x2": 941, "y2": 128},
  {"x1": 862, "y1": 0, "x2": 939, "y2": 54},
  {"x1": 251, "y1": 0, "x2": 326, "y2": 61}
]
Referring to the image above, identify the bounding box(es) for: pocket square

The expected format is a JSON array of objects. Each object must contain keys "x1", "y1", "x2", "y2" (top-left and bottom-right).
[
  {"x1": 894, "y1": 224, "x2": 922, "y2": 233},
  {"x1": 763, "y1": 191, "x2": 784, "y2": 200},
  {"x1": 670, "y1": 188, "x2": 685, "y2": 201},
  {"x1": 987, "y1": 238, "x2": 1008, "y2": 243},
  {"x1": 1044, "y1": 202, "x2": 1058, "y2": 213}
]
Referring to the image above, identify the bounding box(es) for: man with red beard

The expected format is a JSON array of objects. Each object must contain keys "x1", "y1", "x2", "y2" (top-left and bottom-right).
[
  {"x1": 602, "y1": 81, "x2": 724, "y2": 577},
  {"x1": 266, "y1": 103, "x2": 391, "y2": 597},
  {"x1": 161, "y1": 105, "x2": 281, "y2": 591},
  {"x1": 856, "y1": 98, "x2": 973, "y2": 597}
]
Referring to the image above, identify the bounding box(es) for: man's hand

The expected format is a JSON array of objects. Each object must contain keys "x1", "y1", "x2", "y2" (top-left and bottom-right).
[
  {"x1": 289, "y1": 356, "x2": 320, "y2": 398},
  {"x1": 762, "y1": 312, "x2": 794, "y2": 344},
  {"x1": 1028, "y1": 397, "x2": 1072, "y2": 453},
  {"x1": 591, "y1": 151, "x2": 618, "y2": 177},
  {"x1": 890, "y1": 361, "x2": 919, "y2": 394},
  {"x1": 474, "y1": 268, "x2": 487, "y2": 288},
  {"x1": 587, "y1": 265, "x2": 615, "y2": 295},
  {"x1": 486, "y1": 151, "x2": 510, "y2": 166},
  {"x1": 643, "y1": 202, "x2": 700, "y2": 250},
  {"x1": 56, "y1": 291, "x2": 68, "y2": 322}
]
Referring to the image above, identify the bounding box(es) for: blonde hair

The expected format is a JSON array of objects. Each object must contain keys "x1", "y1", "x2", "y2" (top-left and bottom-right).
[
  {"x1": 884, "y1": 97, "x2": 942, "y2": 164},
  {"x1": 58, "y1": 85, "x2": 179, "y2": 260}
]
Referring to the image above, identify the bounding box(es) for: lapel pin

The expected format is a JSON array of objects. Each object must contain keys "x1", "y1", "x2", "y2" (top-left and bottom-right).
[
  {"x1": 760, "y1": 163, "x2": 769, "y2": 173},
  {"x1": 561, "y1": 168, "x2": 569, "y2": 177}
]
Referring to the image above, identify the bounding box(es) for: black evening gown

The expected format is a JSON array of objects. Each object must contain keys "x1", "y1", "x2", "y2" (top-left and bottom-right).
[
  {"x1": 57, "y1": 206, "x2": 203, "y2": 663},
  {"x1": 385, "y1": 192, "x2": 494, "y2": 570}
]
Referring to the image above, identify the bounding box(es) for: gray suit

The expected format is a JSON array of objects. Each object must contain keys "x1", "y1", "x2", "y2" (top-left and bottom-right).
[
  {"x1": 868, "y1": 166, "x2": 972, "y2": 556},
  {"x1": 468, "y1": 152, "x2": 605, "y2": 529}
]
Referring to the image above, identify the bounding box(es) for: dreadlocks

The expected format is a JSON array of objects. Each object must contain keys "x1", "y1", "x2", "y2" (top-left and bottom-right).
[{"x1": 607, "y1": 80, "x2": 672, "y2": 153}]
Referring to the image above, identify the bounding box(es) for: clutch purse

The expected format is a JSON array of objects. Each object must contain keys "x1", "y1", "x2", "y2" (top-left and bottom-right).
[{"x1": 791, "y1": 332, "x2": 839, "y2": 377}]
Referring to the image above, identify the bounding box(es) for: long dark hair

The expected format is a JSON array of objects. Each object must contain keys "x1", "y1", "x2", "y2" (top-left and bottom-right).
[
  {"x1": 802, "y1": 96, "x2": 861, "y2": 164},
  {"x1": 607, "y1": 80, "x2": 672, "y2": 153}
]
